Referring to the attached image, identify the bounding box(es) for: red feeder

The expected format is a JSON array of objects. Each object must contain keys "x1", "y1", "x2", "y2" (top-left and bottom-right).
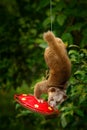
[{"x1": 14, "y1": 94, "x2": 59, "y2": 115}]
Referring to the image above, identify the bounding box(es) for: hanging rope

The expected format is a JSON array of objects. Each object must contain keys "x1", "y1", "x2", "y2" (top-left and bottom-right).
[{"x1": 50, "y1": 0, "x2": 53, "y2": 31}]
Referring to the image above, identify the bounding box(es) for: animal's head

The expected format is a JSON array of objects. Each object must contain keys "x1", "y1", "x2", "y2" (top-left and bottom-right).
[{"x1": 48, "y1": 87, "x2": 67, "y2": 108}]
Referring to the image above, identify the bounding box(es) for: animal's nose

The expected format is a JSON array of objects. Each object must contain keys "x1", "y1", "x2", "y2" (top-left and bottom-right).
[
  {"x1": 49, "y1": 101, "x2": 56, "y2": 107},
  {"x1": 56, "y1": 101, "x2": 60, "y2": 104}
]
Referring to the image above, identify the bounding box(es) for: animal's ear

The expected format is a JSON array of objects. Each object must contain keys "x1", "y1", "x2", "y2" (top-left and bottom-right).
[
  {"x1": 48, "y1": 87, "x2": 56, "y2": 93},
  {"x1": 63, "y1": 94, "x2": 67, "y2": 99}
]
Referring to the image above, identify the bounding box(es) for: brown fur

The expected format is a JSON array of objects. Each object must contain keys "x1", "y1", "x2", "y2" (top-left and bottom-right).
[{"x1": 34, "y1": 31, "x2": 71, "y2": 107}]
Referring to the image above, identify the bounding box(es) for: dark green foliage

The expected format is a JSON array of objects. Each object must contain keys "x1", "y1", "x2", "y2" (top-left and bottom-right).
[{"x1": 0, "y1": 0, "x2": 87, "y2": 130}]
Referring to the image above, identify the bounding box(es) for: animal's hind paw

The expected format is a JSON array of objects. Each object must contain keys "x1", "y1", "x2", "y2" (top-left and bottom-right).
[{"x1": 43, "y1": 31, "x2": 55, "y2": 42}]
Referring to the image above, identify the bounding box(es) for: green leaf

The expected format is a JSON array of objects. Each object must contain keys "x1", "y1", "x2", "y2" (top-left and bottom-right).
[
  {"x1": 74, "y1": 70, "x2": 86, "y2": 81},
  {"x1": 15, "y1": 103, "x2": 21, "y2": 110},
  {"x1": 68, "y1": 50, "x2": 79, "y2": 56},
  {"x1": 57, "y1": 14, "x2": 67, "y2": 26},
  {"x1": 37, "y1": 0, "x2": 49, "y2": 11},
  {"x1": 68, "y1": 23, "x2": 84, "y2": 32},
  {"x1": 42, "y1": 17, "x2": 51, "y2": 27},
  {"x1": 61, "y1": 115, "x2": 67, "y2": 128},
  {"x1": 16, "y1": 110, "x2": 32, "y2": 118},
  {"x1": 61, "y1": 33, "x2": 73, "y2": 44},
  {"x1": 75, "y1": 109, "x2": 84, "y2": 117},
  {"x1": 55, "y1": 1, "x2": 66, "y2": 11},
  {"x1": 74, "y1": 70, "x2": 83, "y2": 75},
  {"x1": 39, "y1": 43, "x2": 48, "y2": 49}
]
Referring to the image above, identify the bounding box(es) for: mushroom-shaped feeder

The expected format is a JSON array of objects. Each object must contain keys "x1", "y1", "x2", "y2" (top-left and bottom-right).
[{"x1": 14, "y1": 94, "x2": 59, "y2": 115}]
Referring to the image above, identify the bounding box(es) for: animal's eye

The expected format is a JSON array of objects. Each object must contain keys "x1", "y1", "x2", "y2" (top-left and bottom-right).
[
  {"x1": 63, "y1": 95, "x2": 67, "y2": 99},
  {"x1": 50, "y1": 97, "x2": 54, "y2": 101},
  {"x1": 56, "y1": 101, "x2": 59, "y2": 104},
  {"x1": 50, "y1": 87, "x2": 56, "y2": 92}
]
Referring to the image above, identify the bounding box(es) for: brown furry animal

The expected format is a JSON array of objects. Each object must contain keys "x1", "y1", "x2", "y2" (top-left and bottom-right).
[{"x1": 34, "y1": 31, "x2": 71, "y2": 108}]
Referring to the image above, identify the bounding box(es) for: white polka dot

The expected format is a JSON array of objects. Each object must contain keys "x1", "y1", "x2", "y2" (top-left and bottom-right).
[{"x1": 34, "y1": 104, "x2": 39, "y2": 108}]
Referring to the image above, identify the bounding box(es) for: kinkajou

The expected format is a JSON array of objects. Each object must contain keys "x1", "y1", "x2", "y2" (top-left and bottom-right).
[{"x1": 34, "y1": 31, "x2": 71, "y2": 108}]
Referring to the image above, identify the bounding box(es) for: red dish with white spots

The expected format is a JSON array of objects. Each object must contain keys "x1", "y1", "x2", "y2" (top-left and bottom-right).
[{"x1": 14, "y1": 94, "x2": 59, "y2": 115}]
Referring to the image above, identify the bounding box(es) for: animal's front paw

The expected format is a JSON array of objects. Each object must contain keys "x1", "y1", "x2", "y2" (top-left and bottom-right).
[
  {"x1": 43, "y1": 31, "x2": 55, "y2": 42},
  {"x1": 37, "y1": 99, "x2": 44, "y2": 103}
]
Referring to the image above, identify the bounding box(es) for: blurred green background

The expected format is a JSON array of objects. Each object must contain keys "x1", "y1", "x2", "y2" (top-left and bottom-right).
[{"x1": 0, "y1": 0, "x2": 87, "y2": 130}]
